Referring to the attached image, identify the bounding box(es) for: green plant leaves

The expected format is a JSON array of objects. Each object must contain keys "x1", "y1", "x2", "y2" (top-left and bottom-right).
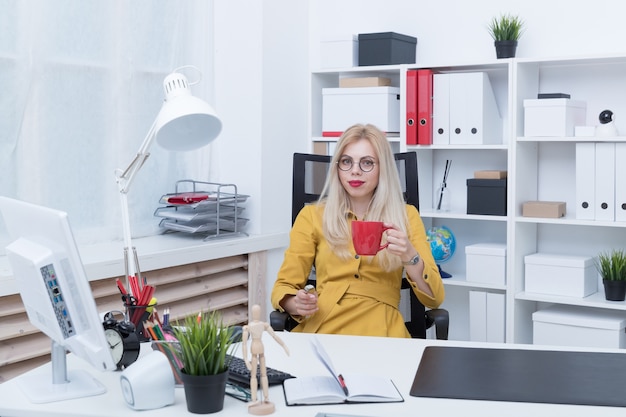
[
  {"x1": 596, "y1": 249, "x2": 626, "y2": 281},
  {"x1": 488, "y1": 13, "x2": 524, "y2": 41},
  {"x1": 173, "y1": 310, "x2": 236, "y2": 376}
]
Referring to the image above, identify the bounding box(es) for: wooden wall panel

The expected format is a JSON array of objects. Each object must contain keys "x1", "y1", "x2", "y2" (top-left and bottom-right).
[{"x1": 0, "y1": 252, "x2": 264, "y2": 383}]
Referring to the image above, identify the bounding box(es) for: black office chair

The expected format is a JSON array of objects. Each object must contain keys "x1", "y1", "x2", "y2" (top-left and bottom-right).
[{"x1": 270, "y1": 152, "x2": 449, "y2": 340}]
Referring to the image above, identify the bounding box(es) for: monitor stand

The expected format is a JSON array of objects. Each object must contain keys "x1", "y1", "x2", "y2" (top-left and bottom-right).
[{"x1": 17, "y1": 340, "x2": 107, "y2": 404}]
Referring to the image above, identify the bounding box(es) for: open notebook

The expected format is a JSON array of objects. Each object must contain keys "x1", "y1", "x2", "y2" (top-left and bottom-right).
[{"x1": 282, "y1": 337, "x2": 403, "y2": 406}]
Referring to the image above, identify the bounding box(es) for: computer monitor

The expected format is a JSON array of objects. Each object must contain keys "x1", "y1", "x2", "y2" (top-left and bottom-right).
[{"x1": 0, "y1": 196, "x2": 116, "y2": 403}]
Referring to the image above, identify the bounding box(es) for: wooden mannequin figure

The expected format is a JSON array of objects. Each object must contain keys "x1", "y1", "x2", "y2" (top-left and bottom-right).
[{"x1": 242, "y1": 304, "x2": 290, "y2": 415}]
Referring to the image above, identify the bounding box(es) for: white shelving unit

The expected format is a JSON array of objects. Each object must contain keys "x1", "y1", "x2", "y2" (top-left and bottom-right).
[
  {"x1": 511, "y1": 55, "x2": 626, "y2": 344},
  {"x1": 309, "y1": 53, "x2": 626, "y2": 345}
]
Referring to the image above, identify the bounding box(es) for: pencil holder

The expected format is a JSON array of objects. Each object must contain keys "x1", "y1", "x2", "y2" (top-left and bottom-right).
[
  {"x1": 124, "y1": 301, "x2": 153, "y2": 342},
  {"x1": 151, "y1": 340, "x2": 184, "y2": 386}
]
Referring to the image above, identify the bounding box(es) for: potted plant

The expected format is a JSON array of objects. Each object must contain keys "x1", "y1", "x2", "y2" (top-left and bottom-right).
[
  {"x1": 487, "y1": 13, "x2": 524, "y2": 59},
  {"x1": 172, "y1": 310, "x2": 236, "y2": 414},
  {"x1": 596, "y1": 249, "x2": 626, "y2": 301}
]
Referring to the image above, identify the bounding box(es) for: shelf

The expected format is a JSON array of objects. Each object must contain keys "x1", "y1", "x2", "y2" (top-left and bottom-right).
[
  {"x1": 312, "y1": 135, "x2": 401, "y2": 143},
  {"x1": 155, "y1": 206, "x2": 244, "y2": 222},
  {"x1": 514, "y1": 216, "x2": 626, "y2": 228},
  {"x1": 516, "y1": 291, "x2": 626, "y2": 312},
  {"x1": 518, "y1": 136, "x2": 626, "y2": 142},
  {"x1": 408, "y1": 144, "x2": 509, "y2": 150},
  {"x1": 0, "y1": 232, "x2": 290, "y2": 297},
  {"x1": 312, "y1": 64, "x2": 404, "y2": 74},
  {"x1": 421, "y1": 211, "x2": 508, "y2": 222},
  {"x1": 516, "y1": 53, "x2": 626, "y2": 67},
  {"x1": 442, "y1": 275, "x2": 506, "y2": 291}
]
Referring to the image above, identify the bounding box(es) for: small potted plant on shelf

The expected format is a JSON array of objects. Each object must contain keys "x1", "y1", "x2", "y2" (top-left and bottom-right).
[
  {"x1": 596, "y1": 249, "x2": 626, "y2": 301},
  {"x1": 487, "y1": 13, "x2": 525, "y2": 59},
  {"x1": 172, "y1": 310, "x2": 236, "y2": 414}
]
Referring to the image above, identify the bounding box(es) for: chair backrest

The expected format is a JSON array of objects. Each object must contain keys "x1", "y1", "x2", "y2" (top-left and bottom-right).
[
  {"x1": 292, "y1": 153, "x2": 332, "y2": 224},
  {"x1": 292, "y1": 151, "x2": 420, "y2": 224},
  {"x1": 394, "y1": 151, "x2": 420, "y2": 210}
]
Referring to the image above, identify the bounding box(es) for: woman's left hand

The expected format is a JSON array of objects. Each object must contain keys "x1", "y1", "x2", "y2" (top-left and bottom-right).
[
  {"x1": 383, "y1": 223, "x2": 432, "y2": 296},
  {"x1": 383, "y1": 223, "x2": 416, "y2": 261}
]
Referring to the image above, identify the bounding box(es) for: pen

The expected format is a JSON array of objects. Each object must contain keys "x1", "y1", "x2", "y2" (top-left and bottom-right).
[{"x1": 337, "y1": 374, "x2": 349, "y2": 396}]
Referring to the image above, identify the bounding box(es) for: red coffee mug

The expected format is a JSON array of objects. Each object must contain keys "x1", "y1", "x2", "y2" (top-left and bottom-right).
[{"x1": 351, "y1": 221, "x2": 391, "y2": 256}]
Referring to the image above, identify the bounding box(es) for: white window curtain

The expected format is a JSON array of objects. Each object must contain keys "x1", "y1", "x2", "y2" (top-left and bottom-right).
[{"x1": 0, "y1": 0, "x2": 216, "y2": 250}]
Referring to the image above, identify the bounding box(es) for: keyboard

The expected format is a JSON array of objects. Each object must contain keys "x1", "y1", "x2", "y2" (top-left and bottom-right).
[{"x1": 227, "y1": 354, "x2": 295, "y2": 387}]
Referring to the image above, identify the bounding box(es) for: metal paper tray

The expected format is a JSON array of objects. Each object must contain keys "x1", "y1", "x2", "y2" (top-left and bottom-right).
[
  {"x1": 158, "y1": 193, "x2": 248, "y2": 208},
  {"x1": 154, "y1": 206, "x2": 244, "y2": 222},
  {"x1": 159, "y1": 217, "x2": 249, "y2": 234}
]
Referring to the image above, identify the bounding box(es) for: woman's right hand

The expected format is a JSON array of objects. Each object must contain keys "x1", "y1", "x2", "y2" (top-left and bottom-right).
[{"x1": 285, "y1": 288, "x2": 318, "y2": 317}]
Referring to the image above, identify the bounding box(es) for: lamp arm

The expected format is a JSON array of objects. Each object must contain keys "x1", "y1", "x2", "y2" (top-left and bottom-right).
[
  {"x1": 116, "y1": 119, "x2": 158, "y2": 194},
  {"x1": 114, "y1": 119, "x2": 158, "y2": 283}
]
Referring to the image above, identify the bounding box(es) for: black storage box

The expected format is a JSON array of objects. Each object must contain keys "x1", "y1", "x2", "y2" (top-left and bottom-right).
[
  {"x1": 466, "y1": 179, "x2": 507, "y2": 216},
  {"x1": 358, "y1": 32, "x2": 417, "y2": 66}
]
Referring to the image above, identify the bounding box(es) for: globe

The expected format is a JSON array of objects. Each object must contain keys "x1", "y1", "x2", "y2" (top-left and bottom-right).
[{"x1": 426, "y1": 226, "x2": 456, "y2": 264}]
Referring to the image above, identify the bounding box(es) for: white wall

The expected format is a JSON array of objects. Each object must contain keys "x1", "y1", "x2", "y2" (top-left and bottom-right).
[
  {"x1": 213, "y1": 1, "x2": 309, "y2": 235},
  {"x1": 214, "y1": 0, "x2": 626, "y2": 316},
  {"x1": 213, "y1": 1, "x2": 309, "y2": 314},
  {"x1": 309, "y1": 0, "x2": 626, "y2": 65}
]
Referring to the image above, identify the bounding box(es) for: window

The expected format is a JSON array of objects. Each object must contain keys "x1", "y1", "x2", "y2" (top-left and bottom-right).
[{"x1": 0, "y1": 1, "x2": 216, "y2": 250}]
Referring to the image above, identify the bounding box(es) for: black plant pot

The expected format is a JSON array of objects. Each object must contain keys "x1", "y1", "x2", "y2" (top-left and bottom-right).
[
  {"x1": 603, "y1": 279, "x2": 626, "y2": 301},
  {"x1": 494, "y1": 40, "x2": 518, "y2": 59},
  {"x1": 181, "y1": 370, "x2": 229, "y2": 414}
]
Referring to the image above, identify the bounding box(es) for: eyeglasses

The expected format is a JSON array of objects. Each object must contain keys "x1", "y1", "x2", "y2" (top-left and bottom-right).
[{"x1": 337, "y1": 156, "x2": 377, "y2": 172}]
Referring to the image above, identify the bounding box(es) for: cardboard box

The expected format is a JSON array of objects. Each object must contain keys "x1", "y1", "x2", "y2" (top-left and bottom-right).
[
  {"x1": 358, "y1": 32, "x2": 417, "y2": 66},
  {"x1": 533, "y1": 304, "x2": 626, "y2": 348},
  {"x1": 522, "y1": 201, "x2": 566, "y2": 218},
  {"x1": 524, "y1": 98, "x2": 586, "y2": 137},
  {"x1": 466, "y1": 243, "x2": 507, "y2": 285},
  {"x1": 466, "y1": 179, "x2": 507, "y2": 216},
  {"x1": 474, "y1": 170, "x2": 507, "y2": 179},
  {"x1": 339, "y1": 77, "x2": 391, "y2": 88},
  {"x1": 524, "y1": 253, "x2": 597, "y2": 297},
  {"x1": 322, "y1": 87, "x2": 400, "y2": 135},
  {"x1": 320, "y1": 35, "x2": 358, "y2": 69}
]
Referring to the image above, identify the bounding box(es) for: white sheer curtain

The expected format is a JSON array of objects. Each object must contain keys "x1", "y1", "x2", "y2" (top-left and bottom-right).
[{"x1": 0, "y1": 0, "x2": 215, "y2": 250}]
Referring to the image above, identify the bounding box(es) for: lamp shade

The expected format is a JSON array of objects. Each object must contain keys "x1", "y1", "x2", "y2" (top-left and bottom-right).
[{"x1": 154, "y1": 72, "x2": 222, "y2": 151}]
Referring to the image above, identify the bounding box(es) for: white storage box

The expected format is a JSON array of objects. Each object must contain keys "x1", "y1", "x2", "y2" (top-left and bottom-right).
[
  {"x1": 320, "y1": 35, "x2": 358, "y2": 69},
  {"x1": 524, "y1": 99, "x2": 586, "y2": 137},
  {"x1": 465, "y1": 243, "x2": 506, "y2": 285},
  {"x1": 533, "y1": 305, "x2": 626, "y2": 348},
  {"x1": 322, "y1": 87, "x2": 400, "y2": 135},
  {"x1": 524, "y1": 253, "x2": 597, "y2": 297}
]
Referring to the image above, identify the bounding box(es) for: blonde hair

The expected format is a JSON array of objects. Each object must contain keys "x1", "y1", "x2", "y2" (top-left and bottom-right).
[{"x1": 317, "y1": 124, "x2": 408, "y2": 271}]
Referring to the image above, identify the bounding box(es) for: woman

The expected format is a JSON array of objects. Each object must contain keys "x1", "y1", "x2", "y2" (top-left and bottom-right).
[{"x1": 271, "y1": 123, "x2": 444, "y2": 337}]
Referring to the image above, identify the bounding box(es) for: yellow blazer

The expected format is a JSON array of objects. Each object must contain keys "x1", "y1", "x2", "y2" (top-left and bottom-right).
[{"x1": 271, "y1": 204, "x2": 444, "y2": 338}]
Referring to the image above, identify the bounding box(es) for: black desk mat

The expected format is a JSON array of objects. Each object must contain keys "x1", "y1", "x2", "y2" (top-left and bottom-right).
[{"x1": 410, "y1": 346, "x2": 626, "y2": 407}]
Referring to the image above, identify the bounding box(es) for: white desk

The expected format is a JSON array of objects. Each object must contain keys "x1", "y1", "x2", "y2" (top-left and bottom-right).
[{"x1": 1, "y1": 333, "x2": 625, "y2": 417}]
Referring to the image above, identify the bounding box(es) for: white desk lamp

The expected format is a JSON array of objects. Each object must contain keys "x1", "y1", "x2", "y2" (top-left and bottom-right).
[{"x1": 114, "y1": 67, "x2": 222, "y2": 285}]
